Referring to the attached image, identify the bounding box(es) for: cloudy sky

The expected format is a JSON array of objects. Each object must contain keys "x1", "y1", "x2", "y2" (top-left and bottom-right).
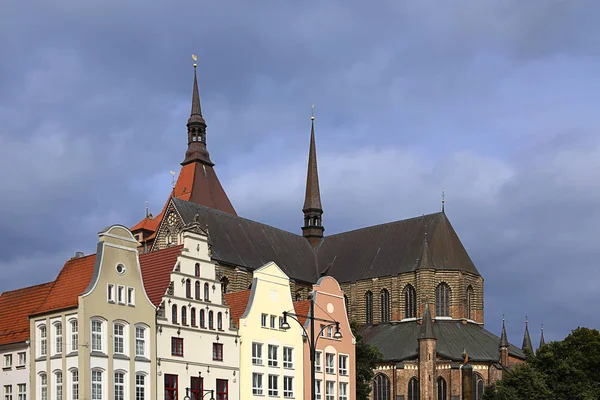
[{"x1": 2, "y1": 0, "x2": 599, "y2": 346}]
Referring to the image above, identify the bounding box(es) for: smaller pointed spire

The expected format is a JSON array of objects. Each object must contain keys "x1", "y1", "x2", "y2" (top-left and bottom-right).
[
  {"x1": 419, "y1": 298, "x2": 436, "y2": 340},
  {"x1": 522, "y1": 315, "x2": 533, "y2": 353},
  {"x1": 302, "y1": 105, "x2": 324, "y2": 245},
  {"x1": 499, "y1": 315, "x2": 509, "y2": 348},
  {"x1": 539, "y1": 325, "x2": 546, "y2": 347},
  {"x1": 416, "y1": 232, "x2": 435, "y2": 269}
]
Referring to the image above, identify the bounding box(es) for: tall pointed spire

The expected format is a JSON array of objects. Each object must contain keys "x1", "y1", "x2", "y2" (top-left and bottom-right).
[
  {"x1": 183, "y1": 58, "x2": 213, "y2": 166},
  {"x1": 522, "y1": 316, "x2": 533, "y2": 353},
  {"x1": 419, "y1": 299, "x2": 436, "y2": 340},
  {"x1": 302, "y1": 105, "x2": 324, "y2": 245},
  {"x1": 499, "y1": 315, "x2": 509, "y2": 348},
  {"x1": 539, "y1": 325, "x2": 546, "y2": 347}
]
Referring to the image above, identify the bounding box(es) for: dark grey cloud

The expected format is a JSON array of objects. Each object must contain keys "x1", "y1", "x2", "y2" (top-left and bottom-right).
[{"x1": 1, "y1": 0, "x2": 599, "y2": 347}]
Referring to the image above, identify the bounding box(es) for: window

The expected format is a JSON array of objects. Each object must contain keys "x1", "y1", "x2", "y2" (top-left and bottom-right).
[
  {"x1": 261, "y1": 313, "x2": 268, "y2": 327},
  {"x1": 327, "y1": 326, "x2": 332, "y2": 338},
  {"x1": 135, "y1": 374, "x2": 145, "y2": 400},
  {"x1": 171, "y1": 338, "x2": 183, "y2": 357},
  {"x1": 365, "y1": 291, "x2": 373, "y2": 324},
  {"x1": 72, "y1": 370, "x2": 79, "y2": 400},
  {"x1": 466, "y1": 285, "x2": 474, "y2": 320},
  {"x1": 252, "y1": 343, "x2": 263, "y2": 365},
  {"x1": 191, "y1": 308, "x2": 197, "y2": 326},
  {"x1": 437, "y1": 377, "x2": 447, "y2": 400},
  {"x1": 216, "y1": 379, "x2": 228, "y2": 400},
  {"x1": 186, "y1": 279, "x2": 192, "y2": 298},
  {"x1": 204, "y1": 283, "x2": 210, "y2": 301},
  {"x1": 213, "y1": 343, "x2": 223, "y2": 361},
  {"x1": 195, "y1": 263, "x2": 200, "y2": 277},
  {"x1": 208, "y1": 311, "x2": 214, "y2": 329},
  {"x1": 114, "y1": 372, "x2": 124, "y2": 400},
  {"x1": 4, "y1": 354, "x2": 12, "y2": 368},
  {"x1": 338, "y1": 355, "x2": 348, "y2": 375},
  {"x1": 315, "y1": 381, "x2": 322, "y2": 400},
  {"x1": 56, "y1": 371, "x2": 63, "y2": 400},
  {"x1": 164, "y1": 374, "x2": 177, "y2": 400},
  {"x1": 279, "y1": 316, "x2": 285, "y2": 329},
  {"x1": 270, "y1": 315, "x2": 276, "y2": 329},
  {"x1": 268, "y1": 344, "x2": 278, "y2": 367},
  {"x1": 17, "y1": 352, "x2": 25, "y2": 366},
  {"x1": 55, "y1": 323, "x2": 63, "y2": 354},
  {"x1": 40, "y1": 373, "x2": 47, "y2": 400},
  {"x1": 91, "y1": 370, "x2": 102, "y2": 400},
  {"x1": 195, "y1": 281, "x2": 201, "y2": 300},
  {"x1": 217, "y1": 312, "x2": 223, "y2": 330},
  {"x1": 380, "y1": 289, "x2": 390, "y2": 322},
  {"x1": 71, "y1": 320, "x2": 78, "y2": 352},
  {"x1": 135, "y1": 326, "x2": 146, "y2": 357},
  {"x1": 190, "y1": 377, "x2": 203, "y2": 400},
  {"x1": 475, "y1": 373, "x2": 484, "y2": 400},
  {"x1": 283, "y1": 347, "x2": 293, "y2": 369},
  {"x1": 116, "y1": 264, "x2": 126, "y2": 274},
  {"x1": 40, "y1": 325, "x2": 47, "y2": 356},
  {"x1": 4, "y1": 386, "x2": 12, "y2": 400},
  {"x1": 295, "y1": 291, "x2": 301, "y2": 301},
  {"x1": 172, "y1": 305, "x2": 178, "y2": 324},
  {"x1": 117, "y1": 286, "x2": 125, "y2": 304},
  {"x1": 182, "y1": 307, "x2": 187, "y2": 325},
  {"x1": 252, "y1": 373, "x2": 263, "y2": 395},
  {"x1": 339, "y1": 382, "x2": 348, "y2": 400},
  {"x1": 283, "y1": 377, "x2": 293, "y2": 398},
  {"x1": 113, "y1": 324, "x2": 125, "y2": 354},
  {"x1": 315, "y1": 351, "x2": 322, "y2": 372},
  {"x1": 268, "y1": 375, "x2": 278, "y2": 397},
  {"x1": 373, "y1": 374, "x2": 390, "y2": 400},
  {"x1": 200, "y1": 310, "x2": 206, "y2": 328},
  {"x1": 221, "y1": 277, "x2": 229, "y2": 295},
  {"x1": 17, "y1": 384, "x2": 25, "y2": 400},
  {"x1": 128, "y1": 288, "x2": 135, "y2": 305},
  {"x1": 108, "y1": 284, "x2": 115, "y2": 303},
  {"x1": 407, "y1": 378, "x2": 419, "y2": 400},
  {"x1": 436, "y1": 283, "x2": 451, "y2": 317},
  {"x1": 91, "y1": 320, "x2": 102, "y2": 352},
  {"x1": 325, "y1": 353, "x2": 335, "y2": 374},
  {"x1": 326, "y1": 381, "x2": 335, "y2": 400}
]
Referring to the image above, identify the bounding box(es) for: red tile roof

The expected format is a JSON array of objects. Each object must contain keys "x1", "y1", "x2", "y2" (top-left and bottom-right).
[
  {"x1": 293, "y1": 300, "x2": 311, "y2": 326},
  {"x1": 225, "y1": 290, "x2": 251, "y2": 328},
  {"x1": 139, "y1": 245, "x2": 183, "y2": 306},
  {"x1": 0, "y1": 282, "x2": 54, "y2": 346}
]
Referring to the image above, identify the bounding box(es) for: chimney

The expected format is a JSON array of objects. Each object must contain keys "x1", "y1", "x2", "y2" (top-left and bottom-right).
[{"x1": 73, "y1": 251, "x2": 84, "y2": 259}]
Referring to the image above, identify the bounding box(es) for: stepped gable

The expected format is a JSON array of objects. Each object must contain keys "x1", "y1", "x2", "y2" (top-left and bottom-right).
[
  {"x1": 0, "y1": 282, "x2": 54, "y2": 346},
  {"x1": 171, "y1": 197, "x2": 319, "y2": 283},
  {"x1": 317, "y1": 212, "x2": 479, "y2": 283},
  {"x1": 361, "y1": 321, "x2": 524, "y2": 363},
  {"x1": 139, "y1": 245, "x2": 184, "y2": 307}
]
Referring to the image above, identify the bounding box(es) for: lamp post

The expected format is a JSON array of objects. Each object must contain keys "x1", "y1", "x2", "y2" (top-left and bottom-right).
[
  {"x1": 281, "y1": 295, "x2": 342, "y2": 400},
  {"x1": 183, "y1": 375, "x2": 215, "y2": 400}
]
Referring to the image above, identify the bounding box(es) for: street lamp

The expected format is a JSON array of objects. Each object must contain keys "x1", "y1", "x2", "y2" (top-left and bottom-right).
[
  {"x1": 183, "y1": 378, "x2": 215, "y2": 400},
  {"x1": 281, "y1": 295, "x2": 343, "y2": 400}
]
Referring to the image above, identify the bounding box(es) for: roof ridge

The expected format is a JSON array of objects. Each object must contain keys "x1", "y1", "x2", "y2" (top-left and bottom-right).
[
  {"x1": 0, "y1": 280, "x2": 54, "y2": 296},
  {"x1": 324, "y1": 212, "x2": 444, "y2": 238}
]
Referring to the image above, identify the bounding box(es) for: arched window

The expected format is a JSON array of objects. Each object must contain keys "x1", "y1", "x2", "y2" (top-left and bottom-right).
[
  {"x1": 437, "y1": 377, "x2": 447, "y2": 400},
  {"x1": 40, "y1": 373, "x2": 48, "y2": 400},
  {"x1": 373, "y1": 374, "x2": 390, "y2": 400},
  {"x1": 186, "y1": 279, "x2": 191, "y2": 299},
  {"x1": 39, "y1": 325, "x2": 47, "y2": 356},
  {"x1": 404, "y1": 284, "x2": 417, "y2": 319},
  {"x1": 435, "y1": 283, "x2": 451, "y2": 317},
  {"x1": 200, "y1": 310, "x2": 206, "y2": 328},
  {"x1": 71, "y1": 369, "x2": 79, "y2": 400},
  {"x1": 55, "y1": 322, "x2": 63, "y2": 354},
  {"x1": 217, "y1": 312, "x2": 223, "y2": 330},
  {"x1": 208, "y1": 311, "x2": 214, "y2": 329},
  {"x1": 408, "y1": 378, "x2": 419, "y2": 400},
  {"x1": 55, "y1": 371, "x2": 63, "y2": 400},
  {"x1": 181, "y1": 307, "x2": 187, "y2": 325},
  {"x1": 172, "y1": 304, "x2": 177, "y2": 324},
  {"x1": 475, "y1": 373, "x2": 484, "y2": 400},
  {"x1": 195, "y1": 281, "x2": 200, "y2": 300},
  {"x1": 191, "y1": 308, "x2": 196, "y2": 326},
  {"x1": 221, "y1": 277, "x2": 229, "y2": 295},
  {"x1": 365, "y1": 291, "x2": 373, "y2": 324},
  {"x1": 466, "y1": 285, "x2": 474, "y2": 320},
  {"x1": 295, "y1": 291, "x2": 302, "y2": 301},
  {"x1": 195, "y1": 263, "x2": 200, "y2": 277},
  {"x1": 204, "y1": 283, "x2": 210, "y2": 301},
  {"x1": 380, "y1": 289, "x2": 390, "y2": 323}
]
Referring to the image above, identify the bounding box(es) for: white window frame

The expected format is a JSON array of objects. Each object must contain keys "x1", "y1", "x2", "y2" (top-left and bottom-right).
[
  {"x1": 107, "y1": 284, "x2": 115, "y2": 303},
  {"x1": 17, "y1": 352, "x2": 25, "y2": 367},
  {"x1": 135, "y1": 374, "x2": 146, "y2": 400},
  {"x1": 268, "y1": 344, "x2": 278, "y2": 367},
  {"x1": 4, "y1": 354, "x2": 12, "y2": 368},
  {"x1": 325, "y1": 353, "x2": 335, "y2": 374},
  {"x1": 252, "y1": 342, "x2": 263, "y2": 365},
  {"x1": 326, "y1": 381, "x2": 335, "y2": 400},
  {"x1": 113, "y1": 324, "x2": 125, "y2": 355},
  {"x1": 17, "y1": 384, "x2": 25, "y2": 400},
  {"x1": 114, "y1": 371, "x2": 125, "y2": 400},
  {"x1": 283, "y1": 347, "x2": 293, "y2": 369},
  {"x1": 40, "y1": 373, "x2": 47, "y2": 400},
  {"x1": 315, "y1": 351, "x2": 322, "y2": 372},
  {"x1": 339, "y1": 382, "x2": 348, "y2": 400},
  {"x1": 39, "y1": 325, "x2": 47, "y2": 356},
  {"x1": 338, "y1": 354, "x2": 348, "y2": 375},
  {"x1": 117, "y1": 286, "x2": 125, "y2": 305},
  {"x1": 135, "y1": 326, "x2": 146, "y2": 357},
  {"x1": 283, "y1": 376, "x2": 294, "y2": 398},
  {"x1": 55, "y1": 322, "x2": 63, "y2": 354},
  {"x1": 252, "y1": 373, "x2": 263, "y2": 395},
  {"x1": 71, "y1": 369, "x2": 79, "y2": 400},
  {"x1": 55, "y1": 371, "x2": 63, "y2": 400},
  {"x1": 127, "y1": 287, "x2": 135, "y2": 306},
  {"x1": 270, "y1": 315, "x2": 276, "y2": 329},
  {"x1": 261, "y1": 313, "x2": 268, "y2": 327},
  {"x1": 268, "y1": 375, "x2": 278, "y2": 397},
  {"x1": 315, "y1": 380, "x2": 322, "y2": 400},
  {"x1": 91, "y1": 370, "x2": 103, "y2": 400},
  {"x1": 70, "y1": 319, "x2": 78, "y2": 352},
  {"x1": 91, "y1": 320, "x2": 103, "y2": 352},
  {"x1": 4, "y1": 385, "x2": 12, "y2": 400}
]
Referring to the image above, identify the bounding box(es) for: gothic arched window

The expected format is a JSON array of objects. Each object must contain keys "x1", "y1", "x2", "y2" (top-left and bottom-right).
[
  {"x1": 181, "y1": 306, "x2": 187, "y2": 325},
  {"x1": 208, "y1": 311, "x2": 214, "y2": 330},
  {"x1": 200, "y1": 310, "x2": 206, "y2": 328},
  {"x1": 437, "y1": 377, "x2": 447, "y2": 400},
  {"x1": 217, "y1": 312, "x2": 223, "y2": 330},
  {"x1": 195, "y1": 263, "x2": 200, "y2": 277},
  {"x1": 380, "y1": 289, "x2": 390, "y2": 323},
  {"x1": 475, "y1": 373, "x2": 484, "y2": 400},
  {"x1": 435, "y1": 283, "x2": 451, "y2": 317},
  {"x1": 195, "y1": 281, "x2": 200, "y2": 300},
  {"x1": 221, "y1": 277, "x2": 229, "y2": 295},
  {"x1": 372, "y1": 374, "x2": 390, "y2": 400},
  {"x1": 185, "y1": 279, "x2": 191, "y2": 299},
  {"x1": 408, "y1": 378, "x2": 420, "y2": 400},
  {"x1": 204, "y1": 283, "x2": 210, "y2": 301},
  {"x1": 466, "y1": 285, "x2": 474, "y2": 320},
  {"x1": 365, "y1": 291, "x2": 374, "y2": 324},
  {"x1": 172, "y1": 304, "x2": 177, "y2": 324},
  {"x1": 191, "y1": 308, "x2": 196, "y2": 326},
  {"x1": 404, "y1": 284, "x2": 417, "y2": 319}
]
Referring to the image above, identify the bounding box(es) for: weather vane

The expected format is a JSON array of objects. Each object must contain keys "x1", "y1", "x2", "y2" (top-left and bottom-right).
[
  {"x1": 192, "y1": 54, "x2": 198, "y2": 68},
  {"x1": 441, "y1": 188, "x2": 445, "y2": 212},
  {"x1": 170, "y1": 170, "x2": 176, "y2": 189},
  {"x1": 311, "y1": 104, "x2": 315, "y2": 121}
]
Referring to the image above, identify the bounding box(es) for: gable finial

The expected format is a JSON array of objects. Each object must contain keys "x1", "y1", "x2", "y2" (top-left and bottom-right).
[
  {"x1": 170, "y1": 170, "x2": 176, "y2": 189},
  {"x1": 145, "y1": 201, "x2": 149, "y2": 218},
  {"x1": 441, "y1": 188, "x2": 445, "y2": 213},
  {"x1": 192, "y1": 53, "x2": 198, "y2": 68},
  {"x1": 311, "y1": 104, "x2": 315, "y2": 121}
]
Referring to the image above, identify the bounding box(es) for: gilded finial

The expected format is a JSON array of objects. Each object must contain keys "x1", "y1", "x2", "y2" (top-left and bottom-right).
[
  {"x1": 170, "y1": 170, "x2": 176, "y2": 189},
  {"x1": 192, "y1": 54, "x2": 198, "y2": 68},
  {"x1": 311, "y1": 104, "x2": 315, "y2": 121}
]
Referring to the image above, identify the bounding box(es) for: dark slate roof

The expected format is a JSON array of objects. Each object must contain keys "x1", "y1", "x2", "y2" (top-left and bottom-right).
[
  {"x1": 360, "y1": 321, "x2": 525, "y2": 363},
  {"x1": 171, "y1": 198, "x2": 319, "y2": 283},
  {"x1": 317, "y1": 212, "x2": 479, "y2": 282}
]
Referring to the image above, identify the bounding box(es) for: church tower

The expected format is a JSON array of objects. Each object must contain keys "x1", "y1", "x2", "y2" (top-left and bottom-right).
[{"x1": 301, "y1": 110, "x2": 324, "y2": 245}]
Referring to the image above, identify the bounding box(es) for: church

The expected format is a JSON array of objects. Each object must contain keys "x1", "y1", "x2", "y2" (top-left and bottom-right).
[{"x1": 131, "y1": 65, "x2": 533, "y2": 400}]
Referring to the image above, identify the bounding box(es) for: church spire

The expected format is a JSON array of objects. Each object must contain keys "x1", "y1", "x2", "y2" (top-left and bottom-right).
[
  {"x1": 419, "y1": 299, "x2": 436, "y2": 340},
  {"x1": 182, "y1": 59, "x2": 213, "y2": 166},
  {"x1": 499, "y1": 315, "x2": 509, "y2": 349},
  {"x1": 539, "y1": 325, "x2": 546, "y2": 347},
  {"x1": 302, "y1": 106, "x2": 324, "y2": 245},
  {"x1": 522, "y1": 316, "x2": 533, "y2": 353}
]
